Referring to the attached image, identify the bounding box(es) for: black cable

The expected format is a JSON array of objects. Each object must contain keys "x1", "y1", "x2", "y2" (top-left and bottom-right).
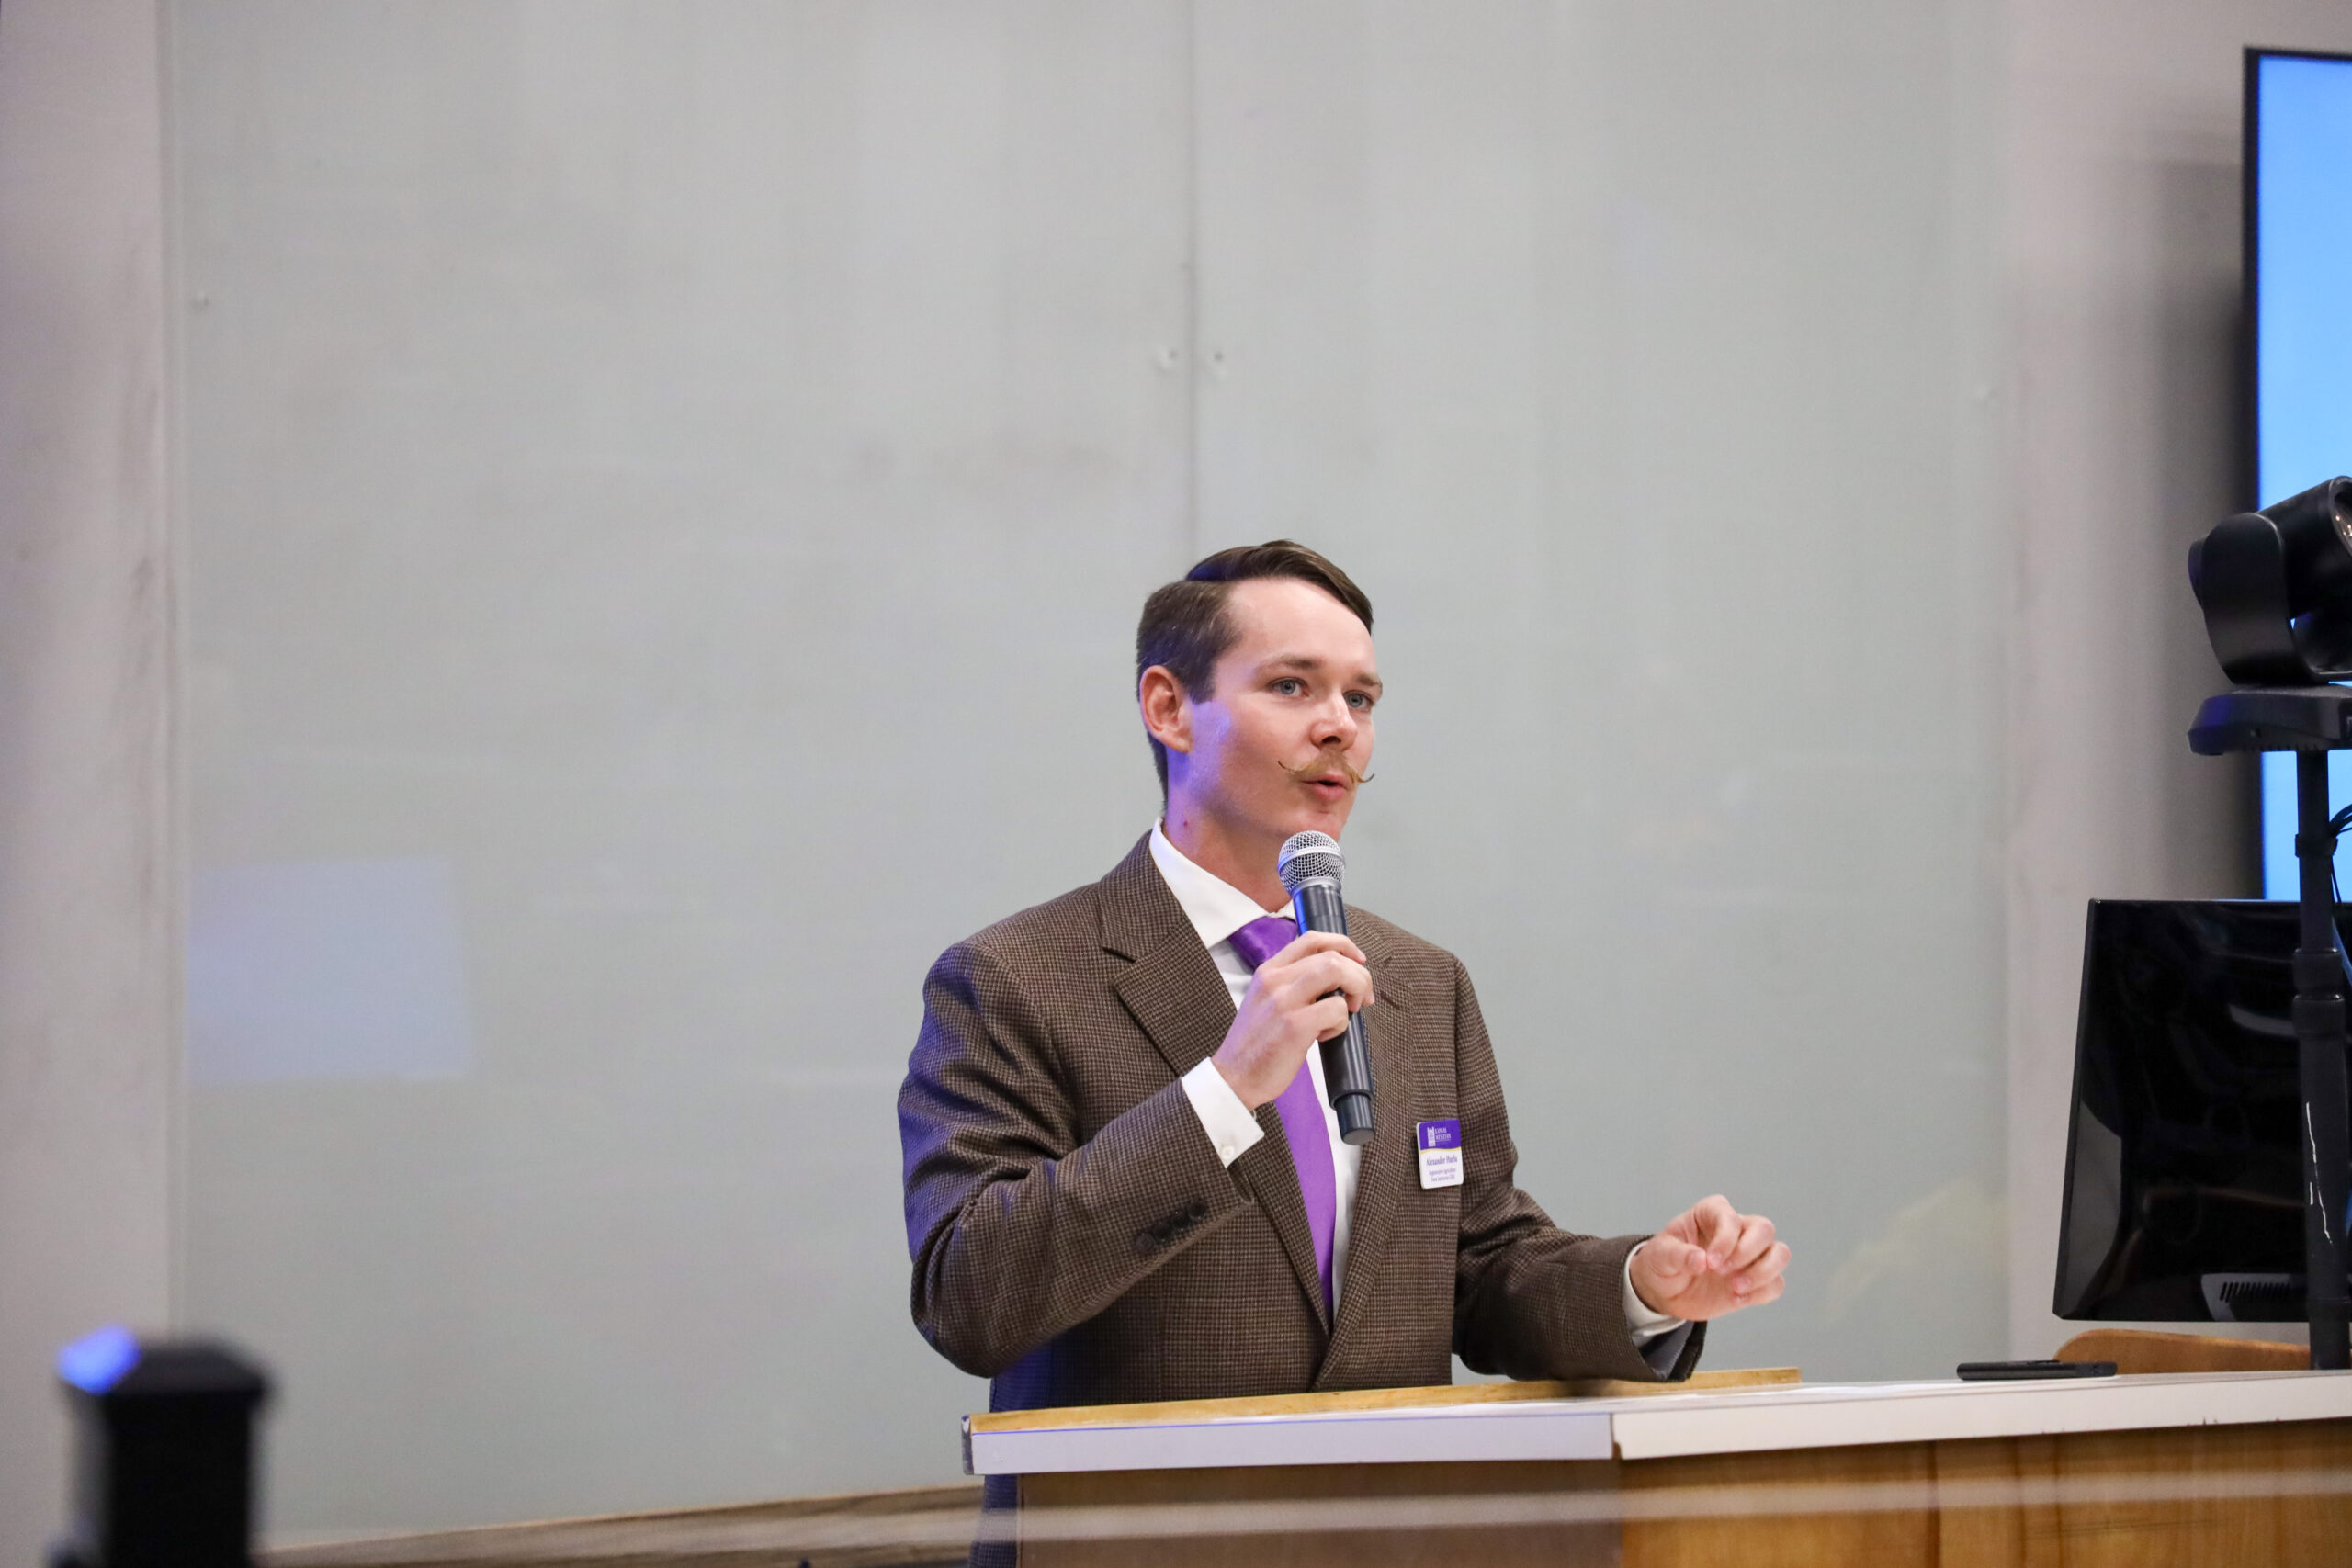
[{"x1": 2324, "y1": 804, "x2": 2352, "y2": 988}]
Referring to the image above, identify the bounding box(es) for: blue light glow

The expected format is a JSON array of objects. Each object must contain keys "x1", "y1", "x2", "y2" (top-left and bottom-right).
[
  {"x1": 2255, "y1": 54, "x2": 2352, "y2": 898},
  {"x1": 57, "y1": 1325, "x2": 141, "y2": 1393}
]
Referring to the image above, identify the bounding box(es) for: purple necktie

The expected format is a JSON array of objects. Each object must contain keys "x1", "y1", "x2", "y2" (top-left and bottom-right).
[{"x1": 1227, "y1": 913, "x2": 1337, "y2": 1314}]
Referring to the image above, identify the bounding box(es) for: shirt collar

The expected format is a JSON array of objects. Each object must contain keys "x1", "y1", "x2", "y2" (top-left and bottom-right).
[{"x1": 1148, "y1": 821, "x2": 1288, "y2": 952}]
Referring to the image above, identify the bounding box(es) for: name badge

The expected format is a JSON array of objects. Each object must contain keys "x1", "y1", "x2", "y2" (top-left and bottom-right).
[{"x1": 1416, "y1": 1119, "x2": 1464, "y2": 1190}]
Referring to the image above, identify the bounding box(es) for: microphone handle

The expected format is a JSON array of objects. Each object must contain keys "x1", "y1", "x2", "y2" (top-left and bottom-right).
[{"x1": 1291, "y1": 880, "x2": 1376, "y2": 1145}]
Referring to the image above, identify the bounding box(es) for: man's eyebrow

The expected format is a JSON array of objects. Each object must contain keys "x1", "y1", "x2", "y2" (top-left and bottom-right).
[{"x1": 1261, "y1": 653, "x2": 1383, "y2": 693}]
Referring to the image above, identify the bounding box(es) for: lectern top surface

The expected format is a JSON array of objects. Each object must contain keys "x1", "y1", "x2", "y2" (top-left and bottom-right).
[{"x1": 962, "y1": 1371, "x2": 2352, "y2": 1476}]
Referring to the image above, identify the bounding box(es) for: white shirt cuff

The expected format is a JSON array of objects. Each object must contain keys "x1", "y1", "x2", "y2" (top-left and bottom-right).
[
  {"x1": 1182, "y1": 1057, "x2": 1266, "y2": 1168},
  {"x1": 1623, "y1": 1243, "x2": 1686, "y2": 1344}
]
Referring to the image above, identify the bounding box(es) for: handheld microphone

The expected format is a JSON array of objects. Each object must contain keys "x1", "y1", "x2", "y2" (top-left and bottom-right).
[{"x1": 1277, "y1": 831, "x2": 1375, "y2": 1145}]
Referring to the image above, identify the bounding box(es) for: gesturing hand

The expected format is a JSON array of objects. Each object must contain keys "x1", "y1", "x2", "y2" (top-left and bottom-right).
[
  {"x1": 1211, "y1": 930, "x2": 1374, "y2": 1109},
  {"x1": 1628, "y1": 1195, "x2": 1789, "y2": 1323}
]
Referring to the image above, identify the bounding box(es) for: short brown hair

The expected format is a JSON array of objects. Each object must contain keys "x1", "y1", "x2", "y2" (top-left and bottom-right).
[{"x1": 1135, "y1": 540, "x2": 1374, "y2": 793}]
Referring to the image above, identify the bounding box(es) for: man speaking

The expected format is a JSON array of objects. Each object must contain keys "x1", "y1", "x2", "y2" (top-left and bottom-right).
[{"x1": 899, "y1": 542, "x2": 1788, "y2": 1427}]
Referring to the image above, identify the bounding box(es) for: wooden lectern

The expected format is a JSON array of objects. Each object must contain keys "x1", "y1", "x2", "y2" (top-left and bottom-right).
[{"x1": 967, "y1": 1346, "x2": 2352, "y2": 1565}]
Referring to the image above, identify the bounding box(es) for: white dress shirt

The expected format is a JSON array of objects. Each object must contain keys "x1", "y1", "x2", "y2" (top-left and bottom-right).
[{"x1": 1148, "y1": 823, "x2": 1683, "y2": 1349}]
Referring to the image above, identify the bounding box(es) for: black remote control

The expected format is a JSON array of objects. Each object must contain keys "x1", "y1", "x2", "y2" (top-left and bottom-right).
[{"x1": 1956, "y1": 1359, "x2": 2118, "y2": 1381}]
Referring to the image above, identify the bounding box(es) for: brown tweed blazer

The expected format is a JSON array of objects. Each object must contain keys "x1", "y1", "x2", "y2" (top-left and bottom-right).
[{"x1": 898, "y1": 834, "x2": 1703, "y2": 1418}]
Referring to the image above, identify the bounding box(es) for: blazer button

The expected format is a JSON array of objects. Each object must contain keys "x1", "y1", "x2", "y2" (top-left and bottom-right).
[
  {"x1": 1133, "y1": 1228, "x2": 1159, "y2": 1255},
  {"x1": 1186, "y1": 1198, "x2": 1209, "y2": 1221}
]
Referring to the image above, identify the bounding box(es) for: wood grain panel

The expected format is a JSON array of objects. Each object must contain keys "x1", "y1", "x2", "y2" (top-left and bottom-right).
[
  {"x1": 1928, "y1": 1434, "x2": 2061, "y2": 1568},
  {"x1": 2055, "y1": 1328, "x2": 2309, "y2": 1374},
  {"x1": 1019, "y1": 1461, "x2": 1618, "y2": 1568},
  {"x1": 1619, "y1": 1442, "x2": 1939, "y2": 1568},
  {"x1": 1012, "y1": 1415, "x2": 2352, "y2": 1566},
  {"x1": 2026, "y1": 1420, "x2": 2352, "y2": 1568}
]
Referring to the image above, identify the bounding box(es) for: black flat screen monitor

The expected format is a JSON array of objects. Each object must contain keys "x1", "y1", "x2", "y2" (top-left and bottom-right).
[{"x1": 2055, "y1": 899, "x2": 2350, "y2": 1322}]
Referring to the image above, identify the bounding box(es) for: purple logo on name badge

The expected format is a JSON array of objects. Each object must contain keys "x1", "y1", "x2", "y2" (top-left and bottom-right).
[{"x1": 1417, "y1": 1119, "x2": 1461, "y2": 1151}]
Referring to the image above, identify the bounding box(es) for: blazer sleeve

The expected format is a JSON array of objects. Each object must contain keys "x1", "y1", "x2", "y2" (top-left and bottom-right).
[
  {"x1": 899, "y1": 937, "x2": 1252, "y2": 1378},
  {"x1": 1448, "y1": 957, "x2": 1705, "y2": 1383}
]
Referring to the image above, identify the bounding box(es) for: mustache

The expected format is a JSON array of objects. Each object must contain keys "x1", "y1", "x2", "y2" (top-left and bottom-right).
[{"x1": 1282, "y1": 751, "x2": 1376, "y2": 787}]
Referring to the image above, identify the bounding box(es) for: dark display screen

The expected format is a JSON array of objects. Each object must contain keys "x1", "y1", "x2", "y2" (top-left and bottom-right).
[{"x1": 2055, "y1": 900, "x2": 2346, "y2": 1321}]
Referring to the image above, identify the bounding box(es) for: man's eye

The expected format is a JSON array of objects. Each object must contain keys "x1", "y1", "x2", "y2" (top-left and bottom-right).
[
  {"x1": 1272, "y1": 678, "x2": 1304, "y2": 695},
  {"x1": 1347, "y1": 693, "x2": 1372, "y2": 710}
]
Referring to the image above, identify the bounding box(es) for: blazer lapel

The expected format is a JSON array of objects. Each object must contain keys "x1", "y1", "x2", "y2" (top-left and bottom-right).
[
  {"x1": 1317, "y1": 930, "x2": 1418, "y2": 1383},
  {"x1": 1098, "y1": 835, "x2": 1331, "y2": 1329},
  {"x1": 1107, "y1": 930, "x2": 1237, "y2": 1084}
]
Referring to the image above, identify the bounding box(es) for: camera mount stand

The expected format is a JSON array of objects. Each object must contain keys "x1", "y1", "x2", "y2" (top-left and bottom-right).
[{"x1": 2190, "y1": 685, "x2": 2352, "y2": 1370}]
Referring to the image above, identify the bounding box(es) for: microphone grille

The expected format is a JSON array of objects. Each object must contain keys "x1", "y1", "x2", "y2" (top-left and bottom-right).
[{"x1": 1277, "y1": 831, "x2": 1345, "y2": 894}]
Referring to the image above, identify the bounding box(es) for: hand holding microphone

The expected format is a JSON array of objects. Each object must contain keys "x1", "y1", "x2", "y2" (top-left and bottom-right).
[
  {"x1": 1209, "y1": 833, "x2": 1381, "y2": 1142},
  {"x1": 1212, "y1": 930, "x2": 1374, "y2": 1109}
]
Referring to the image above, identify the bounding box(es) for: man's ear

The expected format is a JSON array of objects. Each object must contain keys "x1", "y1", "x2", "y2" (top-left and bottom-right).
[{"x1": 1137, "y1": 665, "x2": 1193, "y2": 756}]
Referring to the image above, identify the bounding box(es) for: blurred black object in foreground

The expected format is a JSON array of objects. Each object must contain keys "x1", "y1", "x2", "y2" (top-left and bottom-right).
[{"x1": 51, "y1": 1326, "x2": 271, "y2": 1568}]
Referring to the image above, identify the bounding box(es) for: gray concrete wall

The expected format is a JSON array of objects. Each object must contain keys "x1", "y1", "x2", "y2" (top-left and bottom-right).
[
  {"x1": 0, "y1": 0, "x2": 176, "y2": 1560},
  {"x1": 165, "y1": 2, "x2": 2010, "y2": 1534}
]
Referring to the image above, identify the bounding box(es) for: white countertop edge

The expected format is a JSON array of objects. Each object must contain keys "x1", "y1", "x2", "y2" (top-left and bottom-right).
[
  {"x1": 1611, "y1": 1370, "x2": 2352, "y2": 1460},
  {"x1": 968, "y1": 1403, "x2": 1613, "y2": 1475},
  {"x1": 967, "y1": 1372, "x2": 2352, "y2": 1475}
]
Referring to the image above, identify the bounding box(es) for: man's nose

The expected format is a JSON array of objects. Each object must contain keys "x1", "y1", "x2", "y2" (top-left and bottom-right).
[{"x1": 1311, "y1": 697, "x2": 1359, "y2": 748}]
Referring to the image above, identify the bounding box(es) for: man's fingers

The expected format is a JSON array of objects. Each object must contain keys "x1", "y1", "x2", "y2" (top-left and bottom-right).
[
  {"x1": 1645, "y1": 1205, "x2": 1790, "y2": 1317},
  {"x1": 1729, "y1": 1243, "x2": 1791, "y2": 1297},
  {"x1": 1645, "y1": 1236, "x2": 1709, "y2": 1280},
  {"x1": 1275, "y1": 950, "x2": 1374, "y2": 1012},
  {"x1": 1731, "y1": 1241, "x2": 1796, "y2": 1297},
  {"x1": 1278, "y1": 930, "x2": 1367, "y2": 967},
  {"x1": 1329, "y1": 953, "x2": 1374, "y2": 1010},
  {"x1": 1722, "y1": 1213, "x2": 1777, "y2": 1274},
  {"x1": 1692, "y1": 1195, "x2": 1739, "y2": 1263},
  {"x1": 1306, "y1": 995, "x2": 1352, "y2": 1043},
  {"x1": 1295, "y1": 953, "x2": 1373, "y2": 1011}
]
